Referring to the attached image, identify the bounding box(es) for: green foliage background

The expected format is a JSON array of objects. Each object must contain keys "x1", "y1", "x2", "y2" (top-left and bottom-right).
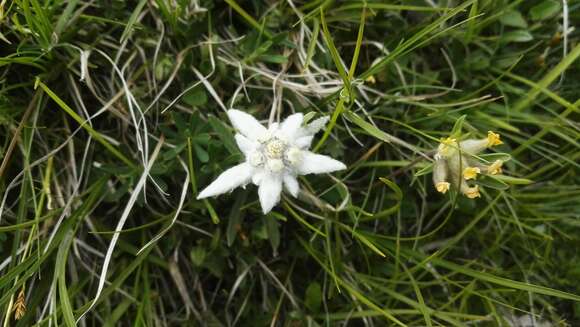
[{"x1": 1, "y1": 0, "x2": 580, "y2": 326}]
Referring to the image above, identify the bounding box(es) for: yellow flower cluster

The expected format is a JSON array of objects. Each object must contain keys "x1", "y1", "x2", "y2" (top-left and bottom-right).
[{"x1": 433, "y1": 131, "x2": 505, "y2": 199}]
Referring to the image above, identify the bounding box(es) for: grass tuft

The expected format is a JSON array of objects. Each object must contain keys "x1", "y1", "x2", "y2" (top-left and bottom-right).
[{"x1": 1, "y1": 0, "x2": 580, "y2": 326}]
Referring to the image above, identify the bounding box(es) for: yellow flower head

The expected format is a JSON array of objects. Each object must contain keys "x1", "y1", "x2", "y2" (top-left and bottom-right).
[
  {"x1": 486, "y1": 131, "x2": 503, "y2": 147},
  {"x1": 464, "y1": 185, "x2": 481, "y2": 199},
  {"x1": 463, "y1": 167, "x2": 481, "y2": 180},
  {"x1": 488, "y1": 160, "x2": 503, "y2": 175},
  {"x1": 437, "y1": 137, "x2": 457, "y2": 156},
  {"x1": 436, "y1": 182, "x2": 450, "y2": 194},
  {"x1": 365, "y1": 75, "x2": 376, "y2": 84}
]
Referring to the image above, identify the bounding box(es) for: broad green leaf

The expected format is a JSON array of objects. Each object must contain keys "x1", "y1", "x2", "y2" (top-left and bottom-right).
[
  {"x1": 501, "y1": 30, "x2": 533, "y2": 43},
  {"x1": 190, "y1": 246, "x2": 207, "y2": 267},
  {"x1": 257, "y1": 54, "x2": 288, "y2": 64},
  {"x1": 450, "y1": 115, "x2": 467, "y2": 138},
  {"x1": 265, "y1": 215, "x2": 280, "y2": 253},
  {"x1": 226, "y1": 193, "x2": 246, "y2": 246},
  {"x1": 477, "y1": 175, "x2": 509, "y2": 190},
  {"x1": 208, "y1": 115, "x2": 239, "y2": 155},
  {"x1": 492, "y1": 175, "x2": 533, "y2": 185},
  {"x1": 499, "y1": 10, "x2": 528, "y2": 28},
  {"x1": 305, "y1": 282, "x2": 322, "y2": 313},
  {"x1": 529, "y1": 0, "x2": 561, "y2": 21},
  {"x1": 182, "y1": 87, "x2": 208, "y2": 107}
]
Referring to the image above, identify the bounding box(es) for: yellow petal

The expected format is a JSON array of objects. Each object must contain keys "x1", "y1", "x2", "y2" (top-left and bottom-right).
[
  {"x1": 486, "y1": 131, "x2": 503, "y2": 147},
  {"x1": 488, "y1": 160, "x2": 503, "y2": 175},
  {"x1": 463, "y1": 167, "x2": 481, "y2": 180},
  {"x1": 436, "y1": 182, "x2": 450, "y2": 194},
  {"x1": 437, "y1": 137, "x2": 457, "y2": 156},
  {"x1": 464, "y1": 185, "x2": 481, "y2": 199},
  {"x1": 441, "y1": 137, "x2": 457, "y2": 145}
]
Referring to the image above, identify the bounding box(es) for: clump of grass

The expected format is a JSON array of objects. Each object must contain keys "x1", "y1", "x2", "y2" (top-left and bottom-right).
[{"x1": 1, "y1": 0, "x2": 580, "y2": 326}]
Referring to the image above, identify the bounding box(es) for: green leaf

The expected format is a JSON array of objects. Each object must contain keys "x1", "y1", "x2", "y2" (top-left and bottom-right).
[
  {"x1": 344, "y1": 111, "x2": 393, "y2": 143},
  {"x1": 499, "y1": 10, "x2": 528, "y2": 28},
  {"x1": 54, "y1": 0, "x2": 80, "y2": 38},
  {"x1": 370, "y1": 178, "x2": 402, "y2": 220},
  {"x1": 190, "y1": 246, "x2": 207, "y2": 267},
  {"x1": 431, "y1": 256, "x2": 580, "y2": 301},
  {"x1": 257, "y1": 54, "x2": 288, "y2": 64},
  {"x1": 478, "y1": 153, "x2": 512, "y2": 163},
  {"x1": 305, "y1": 282, "x2": 322, "y2": 313},
  {"x1": 57, "y1": 232, "x2": 76, "y2": 327},
  {"x1": 529, "y1": 0, "x2": 561, "y2": 21},
  {"x1": 265, "y1": 216, "x2": 280, "y2": 253},
  {"x1": 119, "y1": 0, "x2": 147, "y2": 43},
  {"x1": 501, "y1": 30, "x2": 533, "y2": 43},
  {"x1": 226, "y1": 193, "x2": 246, "y2": 246},
  {"x1": 477, "y1": 175, "x2": 509, "y2": 190},
  {"x1": 450, "y1": 115, "x2": 467, "y2": 138},
  {"x1": 155, "y1": 56, "x2": 173, "y2": 80},
  {"x1": 194, "y1": 144, "x2": 209, "y2": 163},
  {"x1": 208, "y1": 115, "x2": 238, "y2": 155},
  {"x1": 386, "y1": 244, "x2": 580, "y2": 302},
  {"x1": 103, "y1": 298, "x2": 132, "y2": 327},
  {"x1": 320, "y1": 9, "x2": 351, "y2": 98},
  {"x1": 182, "y1": 87, "x2": 208, "y2": 107},
  {"x1": 492, "y1": 175, "x2": 534, "y2": 185},
  {"x1": 37, "y1": 81, "x2": 135, "y2": 168},
  {"x1": 253, "y1": 220, "x2": 269, "y2": 240},
  {"x1": 465, "y1": 52, "x2": 490, "y2": 71},
  {"x1": 414, "y1": 162, "x2": 433, "y2": 177}
]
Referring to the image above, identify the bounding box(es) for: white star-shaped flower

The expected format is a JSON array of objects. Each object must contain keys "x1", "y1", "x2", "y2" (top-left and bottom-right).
[{"x1": 197, "y1": 110, "x2": 347, "y2": 214}]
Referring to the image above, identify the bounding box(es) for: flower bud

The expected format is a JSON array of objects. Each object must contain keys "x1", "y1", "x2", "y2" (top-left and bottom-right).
[
  {"x1": 486, "y1": 131, "x2": 503, "y2": 147},
  {"x1": 433, "y1": 158, "x2": 450, "y2": 193},
  {"x1": 436, "y1": 182, "x2": 451, "y2": 194},
  {"x1": 437, "y1": 137, "x2": 458, "y2": 157},
  {"x1": 460, "y1": 181, "x2": 481, "y2": 199},
  {"x1": 487, "y1": 160, "x2": 503, "y2": 175},
  {"x1": 459, "y1": 139, "x2": 487, "y2": 155}
]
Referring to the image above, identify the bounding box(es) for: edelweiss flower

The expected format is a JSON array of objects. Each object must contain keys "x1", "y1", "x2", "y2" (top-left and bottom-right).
[
  {"x1": 433, "y1": 130, "x2": 505, "y2": 199},
  {"x1": 197, "y1": 110, "x2": 347, "y2": 214}
]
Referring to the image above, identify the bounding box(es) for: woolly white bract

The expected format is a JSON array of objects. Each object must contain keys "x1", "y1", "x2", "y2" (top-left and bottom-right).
[{"x1": 197, "y1": 110, "x2": 347, "y2": 214}]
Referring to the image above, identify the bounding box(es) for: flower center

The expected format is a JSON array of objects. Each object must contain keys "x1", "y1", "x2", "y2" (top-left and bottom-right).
[
  {"x1": 265, "y1": 139, "x2": 286, "y2": 159},
  {"x1": 247, "y1": 137, "x2": 304, "y2": 173}
]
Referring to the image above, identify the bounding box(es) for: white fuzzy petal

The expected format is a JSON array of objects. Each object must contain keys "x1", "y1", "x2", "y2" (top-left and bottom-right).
[
  {"x1": 296, "y1": 151, "x2": 346, "y2": 175},
  {"x1": 235, "y1": 134, "x2": 256, "y2": 156},
  {"x1": 227, "y1": 109, "x2": 267, "y2": 141},
  {"x1": 269, "y1": 122, "x2": 280, "y2": 132},
  {"x1": 283, "y1": 174, "x2": 299, "y2": 197},
  {"x1": 305, "y1": 116, "x2": 329, "y2": 134},
  {"x1": 294, "y1": 135, "x2": 314, "y2": 149},
  {"x1": 197, "y1": 163, "x2": 253, "y2": 199},
  {"x1": 258, "y1": 174, "x2": 283, "y2": 214},
  {"x1": 279, "y1": 113, "x2": 304, "y2": 140},
  {"x1": 252, "y1": 169, "x2": 266, "y2": 185}
]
